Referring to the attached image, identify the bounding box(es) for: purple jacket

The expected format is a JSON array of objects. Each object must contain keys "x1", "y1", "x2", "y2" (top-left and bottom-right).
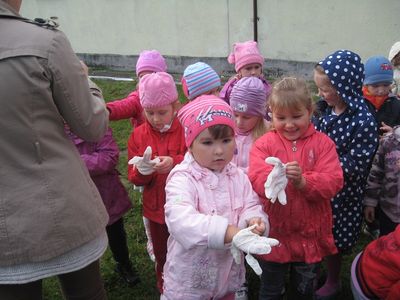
[{"x1": 66, "y1": 127, "x2": 132, "y2": 225}]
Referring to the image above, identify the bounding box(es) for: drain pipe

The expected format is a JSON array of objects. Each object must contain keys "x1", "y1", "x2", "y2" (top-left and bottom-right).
[{"x1": 253, "y1": 0, "x2": 259, "y2": 42}]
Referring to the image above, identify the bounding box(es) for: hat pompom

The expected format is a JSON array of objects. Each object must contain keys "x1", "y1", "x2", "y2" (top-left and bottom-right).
[{"x1": 228, "y1": 52, "x2": 236, "y2": 64}]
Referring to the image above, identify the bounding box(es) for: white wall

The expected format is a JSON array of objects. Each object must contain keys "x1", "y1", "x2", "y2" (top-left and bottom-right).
[{"x1": 20, "y1": 0, "x2": 400, "y2": 75}]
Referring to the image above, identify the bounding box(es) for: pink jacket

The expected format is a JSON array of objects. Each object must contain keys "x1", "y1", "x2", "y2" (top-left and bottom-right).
[
  {"x1": 249, "y1": 124, "x2": 343, "y2": 264},
  {"x1": 106, "y1": 90, "x2": 145, "y2": 127},
  {"x1": 232, "y1": 133, "x2": 253, "y2": 174},
  {"x1": 163, "y1": 153, "x2": 269, "y2": 299}
]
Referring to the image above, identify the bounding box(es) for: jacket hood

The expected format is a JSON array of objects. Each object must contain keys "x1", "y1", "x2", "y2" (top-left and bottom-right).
[
  {"x1": 168, "y1": 152, "x2": 237, "y2": 184},
  {"x1": 318, "y1": 50, "x2": 365, "y2": 112}
]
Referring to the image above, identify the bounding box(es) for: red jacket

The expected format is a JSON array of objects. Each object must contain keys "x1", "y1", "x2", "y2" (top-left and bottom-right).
[
  {"x1": 249, "y1": 124, "x2": 343, "y2": 263},
  {"x1": 357, "y1": 225, "x2": 400, "y2": 300},
  {"x1": 128, "y1": 117, "x2": 186, "y2": 224},
  {"x1": 106, "y1": 90, "x2": 145, "y2": 127}
]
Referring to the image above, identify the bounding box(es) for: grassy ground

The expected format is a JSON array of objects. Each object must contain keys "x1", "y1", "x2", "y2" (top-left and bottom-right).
[{"x1": 41, "y1": 78, "x2": 371, "y2": 299}]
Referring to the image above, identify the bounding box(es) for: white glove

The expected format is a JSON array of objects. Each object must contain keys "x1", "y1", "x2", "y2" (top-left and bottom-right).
[
  {"x1": 133, "y1": 185, "x2": 144, "y2": 193},
  {"x1": 231, "y1": 225, "x2": 280, "y2": 276},
  {"x1": 264, "y1": 157, "x2": 288, "y2": 205},
  {"x1": 128, "y1": 146, "x2": 160, "y2": 175}
]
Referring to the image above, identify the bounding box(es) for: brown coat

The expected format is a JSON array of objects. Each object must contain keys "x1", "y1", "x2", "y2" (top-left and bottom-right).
[{"x1": 0, "y1": 2, "x2": 109, "y2": 266}]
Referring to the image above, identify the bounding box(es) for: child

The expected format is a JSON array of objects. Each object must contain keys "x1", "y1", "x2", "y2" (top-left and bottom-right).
[
  {"x1": 363, "y1": 55, "x2": 400, "y2": 136},
  {"x1": 389, "y1": 41, "x2": 400, "y2": 96},
  {"x1": 312, "y1": 50, "x2": 379, "y2": 299},
  {"x1": 162, "y1": 95, "x2": 277, "y2": 299},
  {"x1": 106, "y1": 49, "x2": 167, "y2": 128},
  {"x1": 249, "y1": 77, "x2": 344, "y2": 299},
  {"x1": 350, "y1": 224, "x2": 400, "y2": 300},
  {"x1": 364, "y1": 126, "x2": 400, "y2": 237},
  {"x1": 230, "y1": 76, "x2": 270, "y2": 174},
  {"x1": 108, "y1": 49, "x2": 167, "y2": 262},
  {"x1": 181, "y1": 61, "x2": 221, "y2": 101},
  {"x1": 65, "y1": 126, "x2": 139, "y2": 286},
  {"x1": 361, "y1": 55, "x2": 400, "y2": 240},
  {"x1": 127, "y1": 72, "x2": 186, "y2": 293},
  {"x1": 220, "y1": 40, "x2": 271, "y2": 109}
]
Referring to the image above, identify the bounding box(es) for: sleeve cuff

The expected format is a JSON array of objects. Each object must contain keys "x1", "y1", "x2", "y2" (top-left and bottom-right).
[{"x1": 208, "y1": 215, "x2": 229, "y2": 249}]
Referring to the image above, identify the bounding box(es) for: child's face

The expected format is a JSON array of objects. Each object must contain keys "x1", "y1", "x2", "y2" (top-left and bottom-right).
[
  {"x1": 366, "y1": 83, "x2": 392, "y2": 96},
  {"x1": 238, "y1": 63, "x2": 262, "y2": 77},
  {"x1": 272, "y1": 106, "x2": 311, "y2": 141},
  {"x1": 313, "y1": 71, "x2": 343, "y2": 107},
  {"x1": 144, "y1": 104, "x2": 175, "y2": 131},
  {"x1": 190, "y1": 128, "x2": 235, "y2": 172},
  {"x1": 234, "y1": 111, "x2": 259, "y2": 134},
  {"x1": 138, "y1": 71, "x2": 153, "y2": 80}
]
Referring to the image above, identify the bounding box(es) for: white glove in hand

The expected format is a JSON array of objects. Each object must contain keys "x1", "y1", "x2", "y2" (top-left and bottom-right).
[
  {"x1": 128, "y1": 146, "x2": 160, "y2": 175},
  {"x1": 264, "y1": 157, "x2": 288, "y2": 205},
  {"x1": 231, "y1": 225, "x2": 280, "y2": 276}
]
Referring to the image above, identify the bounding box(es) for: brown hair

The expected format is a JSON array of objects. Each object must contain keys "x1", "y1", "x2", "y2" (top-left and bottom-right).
[
  {"x1": 269, "y1": 77, "x2": 314, "y2": 114},
  {"x1": 207, "y1": 124, "x2": 234, "y2": 140}
]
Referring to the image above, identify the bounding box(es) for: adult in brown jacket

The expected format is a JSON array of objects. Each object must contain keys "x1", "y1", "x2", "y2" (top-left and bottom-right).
[{"x1": 0, "y1": 1, "x2": 110, "y2": 299}]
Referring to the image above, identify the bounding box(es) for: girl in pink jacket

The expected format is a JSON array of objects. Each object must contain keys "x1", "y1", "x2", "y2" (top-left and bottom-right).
[
  {"x1": 249, "y1": 77, "x2": 344, "y2": 299},
  {"x1": 230, "y1": 76, "x2": 270, "y2": 174},
  {"x1": 163, "y1": 95, "x2": 276, "y2": 300}
]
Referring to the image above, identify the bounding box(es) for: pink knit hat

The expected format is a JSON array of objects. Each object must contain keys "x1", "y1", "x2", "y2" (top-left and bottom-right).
[
  {"x1": 136, "y1": 50, "x2": 167, "y2": 77},
  {"x1": 228, "y1": 40, "x2": 264, "y2": 72},
  {"x1": 230, "y1": 77, "x2": 267, "y2": 117},
  {"x1": 139, "y1": 72, "x2": 178, "y2": 109},
  {"x1": 178, "y1": 95, "x2": 235, "y2": 147}
]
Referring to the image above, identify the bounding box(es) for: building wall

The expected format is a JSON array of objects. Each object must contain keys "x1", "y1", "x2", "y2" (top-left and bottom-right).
[{"x1": 20, "y1": 0, "x2": 400, "y2": 78}]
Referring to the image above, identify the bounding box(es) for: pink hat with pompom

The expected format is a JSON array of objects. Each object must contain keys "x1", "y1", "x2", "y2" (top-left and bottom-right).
[
  {"x1": 227, "y1": 40, "x2": 264, "y2": 72},
  {"x1": 139, "y1": 72, "x2": 177, "y2": 108},
  {"x1": 178, "y1": 95, "x2": 235, "y2": 147},
  {"x1": 136, "y1": 50, "x2": 167, "y2": 77}
]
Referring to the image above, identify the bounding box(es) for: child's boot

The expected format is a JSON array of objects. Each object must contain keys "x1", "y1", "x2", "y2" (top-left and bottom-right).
[{"x1": 116, "y1": 261, "x2": 140, "y2": 286}]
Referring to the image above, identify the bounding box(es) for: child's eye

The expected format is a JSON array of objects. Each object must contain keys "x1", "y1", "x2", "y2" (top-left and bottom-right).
[
  {"x1": 202, "y1": 141, "x2": 212, "y2": 146},
  {"x1": 223, "y1": 138, "x2": 233, "y2": 144}
]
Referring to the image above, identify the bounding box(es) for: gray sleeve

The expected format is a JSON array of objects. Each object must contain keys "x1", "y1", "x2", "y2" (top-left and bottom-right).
[{"x1": 48, "y1": 30, "x2": 109, "y2": 142}]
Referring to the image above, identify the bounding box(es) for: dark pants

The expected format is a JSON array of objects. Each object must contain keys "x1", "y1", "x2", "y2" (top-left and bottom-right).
[
  {"x1": 0, "y1": 260, "x2": 107, "y2": 300},
  {"x1": 258, "y1": 260, "x2": 319, "y2": 300},
  {"x1": 149, "y1": 220, "x2": 169, "y2": 294},
  {"x1": 379, "y1": 208, "x2": 399, "y2": 237},
  {"x1": 106, "y1": 218, "x2": 130, "y2": 265}
]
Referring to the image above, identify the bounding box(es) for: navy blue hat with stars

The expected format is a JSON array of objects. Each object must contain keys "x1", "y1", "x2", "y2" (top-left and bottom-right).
[{"x1": 318, "y1": 50, "x2": 364, "y2": 110}]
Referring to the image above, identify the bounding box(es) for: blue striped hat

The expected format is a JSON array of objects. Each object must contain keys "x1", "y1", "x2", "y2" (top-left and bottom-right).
[{"x1": 181, "y1": 62, "x2": 221, "y2": 100}]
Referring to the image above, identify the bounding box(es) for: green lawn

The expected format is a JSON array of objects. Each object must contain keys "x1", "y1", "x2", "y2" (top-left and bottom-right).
[{"x1": 42, "y1": 78, "x2": 370, "y2": 299}]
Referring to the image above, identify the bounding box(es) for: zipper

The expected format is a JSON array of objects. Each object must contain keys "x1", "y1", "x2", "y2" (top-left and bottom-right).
[{"x1": 292, "y1": 141, "x2": 297, "y2": 152}]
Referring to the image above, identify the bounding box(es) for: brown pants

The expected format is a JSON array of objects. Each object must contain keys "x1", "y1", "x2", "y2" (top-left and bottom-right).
[{"x1": 0, "y1": 260, "x2": 107, "y2": 300}]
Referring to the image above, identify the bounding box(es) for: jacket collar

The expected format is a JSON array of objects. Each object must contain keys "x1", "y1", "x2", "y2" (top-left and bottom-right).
[
  {"x1": 183, "y1": 152, "x2": 237, "y2": 184},
  {"x1": 0, "y1": 1, "x2": 22, "y2": 18}
]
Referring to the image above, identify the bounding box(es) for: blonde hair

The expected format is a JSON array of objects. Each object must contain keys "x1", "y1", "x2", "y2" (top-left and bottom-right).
[
  {"x1": 251, "y1": 117, "x2": 270, "y2": 141},
  {"x1": 269, "y1": 77, "x2": 314, "y2": 114}
]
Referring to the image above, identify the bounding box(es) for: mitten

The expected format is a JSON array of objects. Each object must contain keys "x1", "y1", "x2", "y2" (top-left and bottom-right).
[
  {"x1": 264, "y1": 157, "x2": 288, "y2": 205},
  {"x1": 128, "y1": 146, "x2": 160, "y2": 175},
  {"x1": 231, "y1": 225, "x2": 280, "y2": 276}
]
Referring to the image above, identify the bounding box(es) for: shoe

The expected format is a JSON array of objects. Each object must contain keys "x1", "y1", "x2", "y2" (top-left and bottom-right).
[
  {"x1": 116, "y1": 262, "x2": 141, "y2": 286},
  {"x1": 315, "y1": 283, "x2": 341, "y2": 300},
  {"x1": 146, "y1": 240, "x2": 156, "y2": 262},
  {"x1": 234, "y1": 283, "x2": 248, "y2": 300}
]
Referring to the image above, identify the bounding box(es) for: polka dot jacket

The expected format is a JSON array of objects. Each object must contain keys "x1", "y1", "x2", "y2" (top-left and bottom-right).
[{"x1": 312, "y1": 50, "x2": 379, "y2": 251}]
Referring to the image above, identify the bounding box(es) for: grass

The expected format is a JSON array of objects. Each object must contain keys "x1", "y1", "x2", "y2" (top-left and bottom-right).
[{"x1": 41, "y1": 78, "x2": 371, "y2": 299}]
